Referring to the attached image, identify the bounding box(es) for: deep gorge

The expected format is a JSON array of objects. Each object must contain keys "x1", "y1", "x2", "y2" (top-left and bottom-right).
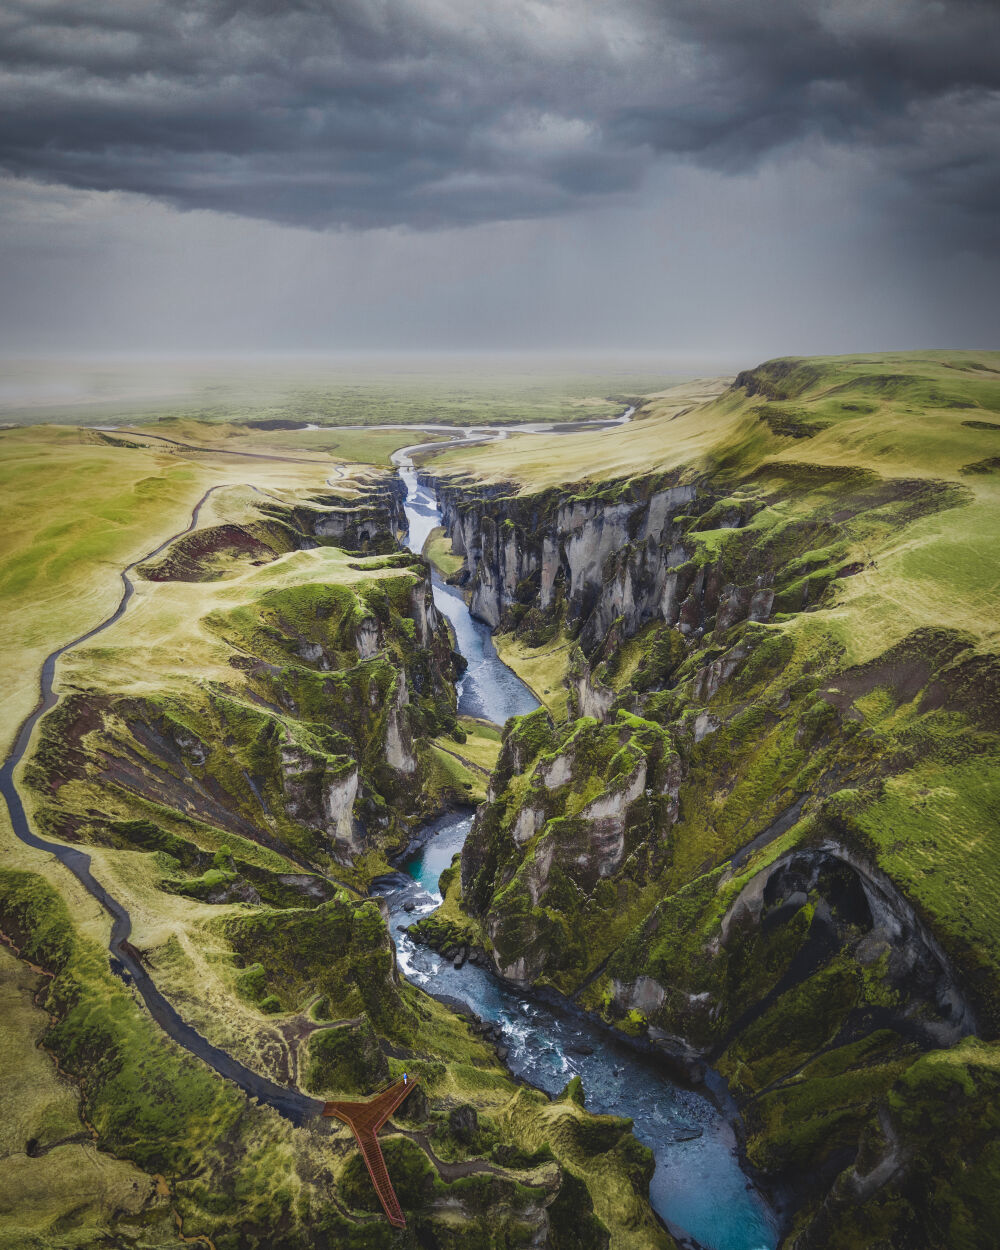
[
  {"x1": 411, "y1": 369, "x2": 1000, "y2": 1247},
  {"x1": 387, "y1": 463, "x2": 779, "y2": 1249}
]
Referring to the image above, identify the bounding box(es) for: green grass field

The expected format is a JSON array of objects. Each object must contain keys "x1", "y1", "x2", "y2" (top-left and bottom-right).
[
  {"x1": 0, "y1": 941, "x2": 178, "y2": 1247},
  {"x1": 494, "y1": 632, "x2": 574, "y2": 721},
  {"x1": 101, "y1": 418, "x2": 445, "y2": 466},
  {"x1": 422, "y1": 525, "x2": 465, "y2": 577},
  {"x1": 0, "y1": 425, "x2": 365, "y2": 760}
]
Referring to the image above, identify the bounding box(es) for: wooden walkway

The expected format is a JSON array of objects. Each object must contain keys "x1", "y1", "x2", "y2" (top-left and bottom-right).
[{"x1": 323, "y1": 1078, "x2": 419, "y2": 1227}]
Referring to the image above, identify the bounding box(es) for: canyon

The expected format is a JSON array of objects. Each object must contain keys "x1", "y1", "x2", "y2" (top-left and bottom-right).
[{"x1": 2, "y1": 351, "x2": 999, "y2": 1249}]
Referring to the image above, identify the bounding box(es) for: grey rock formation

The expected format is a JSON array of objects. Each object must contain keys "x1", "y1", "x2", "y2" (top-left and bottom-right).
[{"x1": 426, "y1": 473, "x2": 772, "y2": 659}]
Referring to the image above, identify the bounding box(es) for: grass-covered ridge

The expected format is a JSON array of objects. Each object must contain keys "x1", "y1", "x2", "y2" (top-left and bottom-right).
[
  {"x1": 433, "y1": 350, "x2": 1000, "y2": 492},
  {"x1": 419, "y1": 351, "x2": 1000, "y2": 1247}
]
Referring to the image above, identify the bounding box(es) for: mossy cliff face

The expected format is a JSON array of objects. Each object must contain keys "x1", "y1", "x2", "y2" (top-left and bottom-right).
[
  {"x1": 461, "y1": 706, "x2": 679, "y2": 985},
  {"x1": 27, "y1": 489, "x2": 463, "y2": 872},
  {"x1": 427, "y1": 355, "x2": 1000, "y2": 1246},
  {"x1": 431, "y1": 471, "x2": 762, "y2": 655}
]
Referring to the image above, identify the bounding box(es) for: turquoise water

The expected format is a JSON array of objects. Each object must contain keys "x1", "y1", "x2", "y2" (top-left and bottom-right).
[
  {"x1": 388, "y1": 466, "x2": 780, "y2": 1250},
  {"x1": 405, "y1": 816, "x2": 469, "y2": 894},
  {"x1": 379, "y1": 815, "x2": 778, "y2": 1250},
  {"x1": 399, "y1": 465, "x2": 538, "y2": 721}
]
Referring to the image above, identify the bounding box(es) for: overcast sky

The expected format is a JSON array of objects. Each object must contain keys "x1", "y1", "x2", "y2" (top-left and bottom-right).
[{"x1": 1, "y1": 0, "x2": 997, "y2": 358}]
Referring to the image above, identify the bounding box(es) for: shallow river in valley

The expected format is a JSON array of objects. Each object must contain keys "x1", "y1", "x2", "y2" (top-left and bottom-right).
[{"x1": 376, "y1": 463, "x2": 780, "y2": 1250}]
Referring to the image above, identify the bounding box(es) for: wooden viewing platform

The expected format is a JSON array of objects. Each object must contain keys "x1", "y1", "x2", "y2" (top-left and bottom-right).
[{"x1": 323, "y1": 1077, "x2": 419, "y2": 1227}]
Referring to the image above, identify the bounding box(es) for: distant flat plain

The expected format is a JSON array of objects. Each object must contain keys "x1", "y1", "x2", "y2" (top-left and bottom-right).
[{"x1": 0, "y1": 352, "x2": 734, "y2": 428}]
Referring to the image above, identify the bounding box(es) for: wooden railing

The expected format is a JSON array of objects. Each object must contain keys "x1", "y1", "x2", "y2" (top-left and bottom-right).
[{"x1": 323, "y1": 1078, "x2": 418, "y2": 1227}]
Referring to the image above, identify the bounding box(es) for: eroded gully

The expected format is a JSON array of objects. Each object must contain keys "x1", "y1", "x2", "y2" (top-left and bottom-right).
[{"x1": 379, "y1": 441, "x2": 779, "y2": 1250}]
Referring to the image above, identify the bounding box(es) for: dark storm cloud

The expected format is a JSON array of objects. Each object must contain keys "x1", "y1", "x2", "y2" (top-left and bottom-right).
[{"x1": 0, "y1": 0, "x2": 997, "y2": 230}]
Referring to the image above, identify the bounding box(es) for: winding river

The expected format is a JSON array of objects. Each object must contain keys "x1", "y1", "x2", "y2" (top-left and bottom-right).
[
  {"x1": 0, "y1": 414, "x2": 779, "y2": 1249},
  {"x1": 383, "y1": 454, "x2": 779, "y2": 1250}
]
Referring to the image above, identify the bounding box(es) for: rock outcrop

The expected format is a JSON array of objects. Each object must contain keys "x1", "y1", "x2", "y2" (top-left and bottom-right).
[
  {"x1": 429, "y1": 472, "x2": 777, "y2": 655},
  {"x1": 302, "y1": 474, "x2": 406, "y2": 553}
]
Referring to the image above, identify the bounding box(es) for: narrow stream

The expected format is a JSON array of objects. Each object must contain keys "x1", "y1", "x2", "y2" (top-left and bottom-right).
[{"x1": 385, "y1": 459, "x2": 779, "y2": 1250}]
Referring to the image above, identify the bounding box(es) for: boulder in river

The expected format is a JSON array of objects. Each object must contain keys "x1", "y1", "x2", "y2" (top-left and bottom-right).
[{"x1": 670, "y1": 1126, "x2": 704, "y2": 1143}]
